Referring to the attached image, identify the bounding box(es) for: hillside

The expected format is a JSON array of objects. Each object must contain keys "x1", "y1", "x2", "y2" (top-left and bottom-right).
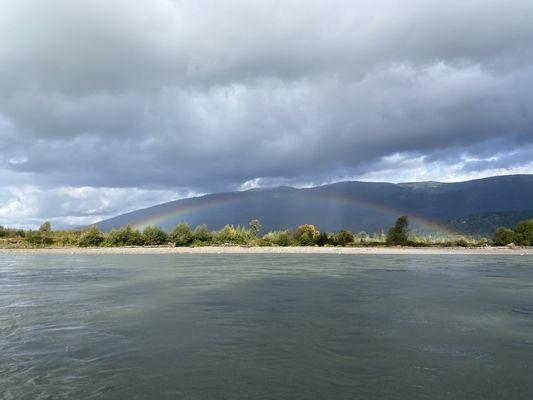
[
  {"x1": 445, "y1": 210, "x2": 533, "y2": 236},
  {"x1": 95, "y1": 174, "x2": 533, "y2": 236}
]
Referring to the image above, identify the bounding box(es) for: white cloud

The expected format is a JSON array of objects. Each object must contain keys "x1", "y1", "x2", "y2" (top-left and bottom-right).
[
  {"x1": 0, "y1": 186, "x2": 184, "y2": 229},
  {"x1": 1, "y1": 0, "x2": 533, "y2": 226}
]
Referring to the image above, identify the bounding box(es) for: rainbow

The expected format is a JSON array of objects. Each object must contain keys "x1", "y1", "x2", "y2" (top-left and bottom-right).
[
  {"x1": 131, "y1": 195, "x2": 237, "y2": 230},
  {"x1": 131, "y1": 192, "x2": 457, "y2": 236},
  {"x1": 311, "y1": 193, "x2": 458, "y2": 236}
]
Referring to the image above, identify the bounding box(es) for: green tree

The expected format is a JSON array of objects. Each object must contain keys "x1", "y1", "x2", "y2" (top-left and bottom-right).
[
  {"x1": 386, "y1": 216, "x2": 409, "y2": 245},
  {"x1": 214, "y1": 224, "x2": 238, "y2": 244},
  {"x1": 170, "y1": 222, "x2": 193, "y2": 246},
  {"x1": 276, "y1": 231, "x2": 293, "y2": 247},
  {"x1": 23, "y1": 221, "x2": 54, "y2": 246},
  {"x1": 334, "y1": 230, "x2": 354, "y2": 246},
  {"x1": 2, "y1": 228, "x2": 25, "y2": 238},
  {"x1": 142, "y1": 226, "x2": 169, "y2": 245},
  {"x1": 78, "y1": 226, "x2": 104, "y2": 247},
  {"x1": 261, "y1": 230, "x2": 293, "y2": 246},
  {"x1": 514, "y1": 220, "x2": 533, "y2": 246},
  {"x1": 38, "y1": 221, "x2": 54, "y2": 245},
  {"x1": 249, "y1": 219, "x2": 261, "y2": 238},
  {"x1": 298, "y1": 232, "x2": 314, "y2": 246},
  {"x1": 296, "y1": 224, "x2": 317, "y2": 238},
  {"x1": 56, "y1": 229, "x2": 81, "y2": 246},
  {"x1": 315, "y1": 231, "x2": 330, "y2": 246},
  {"x1": 492, "y1": 227, "x2": 515, "y2": 246},
  {"x1": 103, "y1": 225, "x2": 143, "y2": 246},
  {"x1": 192, "y1": 224, "x2": 213, "y2": 243},
  {"x1": 39, "y1": 221, "x2": 52, "y2": 234}
]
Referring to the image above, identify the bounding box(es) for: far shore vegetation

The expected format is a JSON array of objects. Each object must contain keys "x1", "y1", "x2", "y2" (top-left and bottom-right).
[{"x1": 1, "y1": 217, "x2": 532, "y2": 249}]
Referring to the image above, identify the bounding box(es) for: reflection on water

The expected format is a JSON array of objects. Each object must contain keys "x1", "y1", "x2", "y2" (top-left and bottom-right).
[{"x1": 1, "y1": 254, "x2": 532, "y2": 399}]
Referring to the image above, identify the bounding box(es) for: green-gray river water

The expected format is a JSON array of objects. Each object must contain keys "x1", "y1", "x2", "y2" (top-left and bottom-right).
[{"x1": 1, "y1": 254, "x2": 532, "y2": 399}]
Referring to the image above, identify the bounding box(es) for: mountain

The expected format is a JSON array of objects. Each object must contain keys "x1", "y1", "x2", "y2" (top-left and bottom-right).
[
  {"x1": 446, "y1": 210, "x2": 533, "y2": 236},
  {"x1": 95, "y1": 174, "x2": 533, "y2": 236}
]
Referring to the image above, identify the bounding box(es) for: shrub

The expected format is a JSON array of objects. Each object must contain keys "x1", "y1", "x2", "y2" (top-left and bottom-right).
[
  {"x1": 261, "y1": 230, "x2": 295, "y2": 246},
  {"x1": 170, "y1": 222, "x2": 193, "y2": 246},
  {"x1": 514, "y1": 220, "x2": 533, "y2": 246},
  {"x1": 213, "y1": 224, "x2": 250, "y2": 244},
  {"x1": 24, "y1": 230, "x2": 44, "y2": 246},
  {"x1": 386, "y1": 216, "x2": 409, "y2": 245},
  {"x1": 276, "y1": 231, "x2": 294, "y2": 246},
  {"x1": 297, "y1": 232, "x2": 314, "y2": 246},
  {"x1": 78, "y1": 226, "x2": 104, "y2": 247},
  {"x1": 1, "y1": 227, "x2": 25, "y2": 238},
  {"x1": 24, "y1": 231, "x2": 53, "y2": 246},
  {"x1": 24, "y1": 221, "x2": 55, "y2": 246},
  {"x1": 454, "y1": 239, "x2": 469, "y2": 247},
  {"x1": 256, "y1": 238, "x2": 273, "y2": 246},
  {"x1": 142, "y1": 226, "x2": 169, "y2": 245},
  {"x1": 333, "y1": 230, "x2": 354, "y2": 246},
  {"x1": 476, "y1": 238, "x2": 493, "y2": 247},
  {"x1": 103, "y1": 225, "x2": 143, "y2": 246},
  {"x1": 53, "y1": 229, "x2": 81, "y2": 246},
  {"x1": 192, "y1": 224, "x2": 213, "y2": 243},
  {"x1": 314, "y1": 231, "x2": 331, "y2": 246},
  {"x1": 492, "y1": 227, "x2": 515, "y2": 246}
]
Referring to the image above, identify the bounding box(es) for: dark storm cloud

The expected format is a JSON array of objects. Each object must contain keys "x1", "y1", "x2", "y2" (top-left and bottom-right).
[{"x1": 1, "y1": 0, "x2": 533, "y2": 226}]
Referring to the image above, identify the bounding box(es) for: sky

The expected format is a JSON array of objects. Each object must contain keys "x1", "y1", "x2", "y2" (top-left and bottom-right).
[{"x1": 1, "y1": 0, "x2": 533, "y2": 228}]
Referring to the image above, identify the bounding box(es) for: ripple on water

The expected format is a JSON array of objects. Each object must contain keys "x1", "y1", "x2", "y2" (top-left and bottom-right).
[
  {"x1": 1, "y1": 254, "x2": 533, "y2": 399},
  {"x1": 512, "y1": 307, "x2": 533, "y2": 316}
]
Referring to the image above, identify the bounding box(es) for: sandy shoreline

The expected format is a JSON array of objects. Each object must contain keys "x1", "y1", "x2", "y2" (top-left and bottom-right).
[{"x1": 0, "y1": 246, "x2": 532, "y2": 255}]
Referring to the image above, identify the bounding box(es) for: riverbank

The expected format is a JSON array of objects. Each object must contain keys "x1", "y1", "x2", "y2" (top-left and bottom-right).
[{"x1": 0, "y1": 246, "x2": 531, "y2": 255}]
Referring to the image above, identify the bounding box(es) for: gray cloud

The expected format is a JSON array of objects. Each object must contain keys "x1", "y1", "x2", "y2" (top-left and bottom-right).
[{"x1": 1, "y1": 0, "x2": 533, "y2": 226}]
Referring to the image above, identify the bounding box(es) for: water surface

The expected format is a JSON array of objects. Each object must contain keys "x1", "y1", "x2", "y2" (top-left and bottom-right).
[{"x1": 1, "y1": 254, "x2": 532, "y2": 399}]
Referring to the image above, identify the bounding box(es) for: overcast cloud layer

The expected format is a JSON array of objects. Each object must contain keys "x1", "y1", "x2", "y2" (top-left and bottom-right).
[{"x1": 1, "y1": 0, "x2": 533, "y2": 227}]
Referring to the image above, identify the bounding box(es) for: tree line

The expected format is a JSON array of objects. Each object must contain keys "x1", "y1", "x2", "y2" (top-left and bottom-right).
[
  {"x1": 0, "y1": 219, "x2": 359, "y2": 248},
  {"x1": 492, "y1": 220, "x2": 533, "y2": 246},
  {"x1": 2, "y1": 216, "x2": 531, "y2": 248}
]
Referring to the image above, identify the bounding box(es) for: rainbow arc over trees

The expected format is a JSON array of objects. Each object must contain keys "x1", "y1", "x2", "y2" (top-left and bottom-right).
[
  {"x1": 131, "y1": 193, "x2": 457, "y2": 235},
  {"x1": 131, "y1": 196, "x2": 237, "y2": 230}
]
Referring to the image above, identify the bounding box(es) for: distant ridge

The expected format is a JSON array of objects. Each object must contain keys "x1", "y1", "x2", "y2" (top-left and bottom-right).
[
  {"x1": 95, "y1": 174, "x2": 533, "y2": 236},
  {"x1": 446, "y1": 210, "x2": 533, "y2": 236}
]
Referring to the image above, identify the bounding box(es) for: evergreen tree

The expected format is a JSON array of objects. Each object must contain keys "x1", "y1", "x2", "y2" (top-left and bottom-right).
[
  {"x1": 386, "y1": 216, "x2": 409, "y2": 245},
  {"x1": 249, "y1": 219, "x2": 261, "y2": 238}
]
